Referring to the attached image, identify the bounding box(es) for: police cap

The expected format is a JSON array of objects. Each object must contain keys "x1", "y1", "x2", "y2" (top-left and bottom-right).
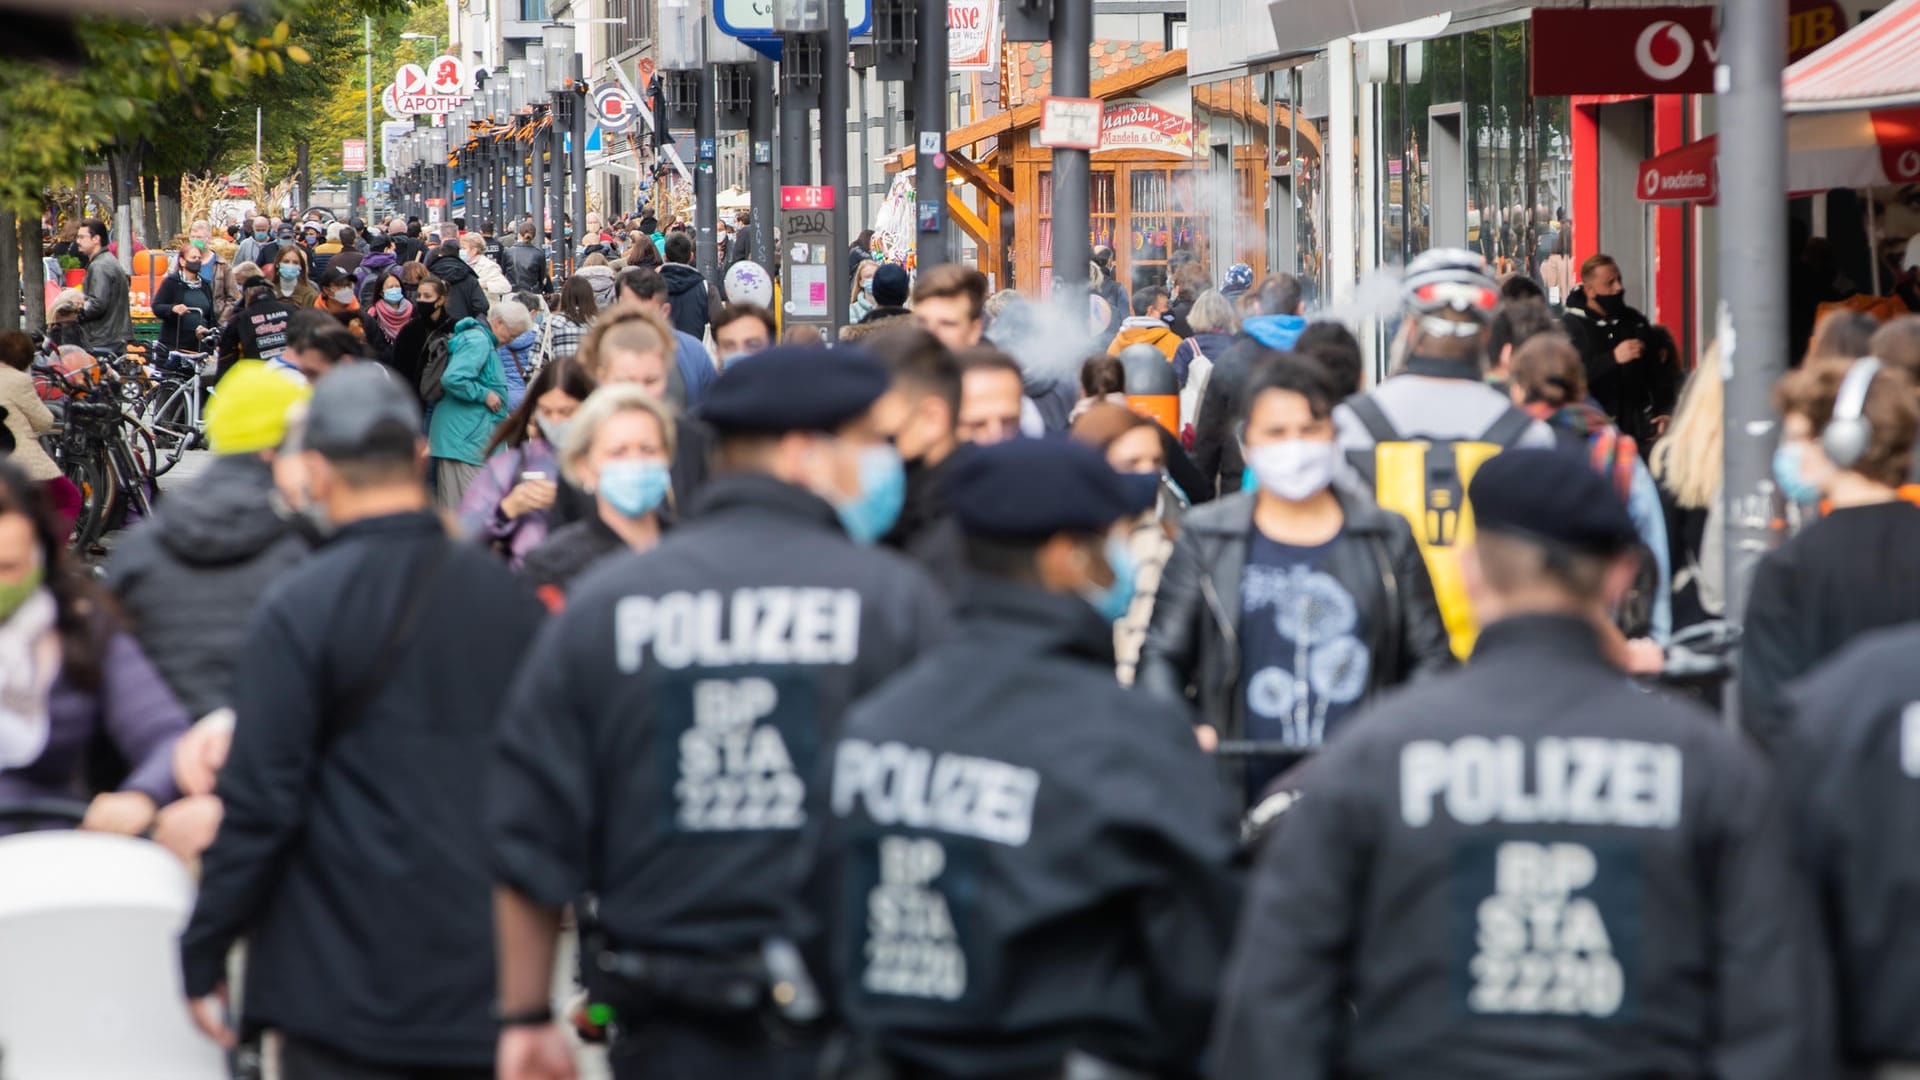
[
  {"x1": 697, "y1": 344, "x2": 890, "y2": 435},
  {"x1": 1468, "y1": 447, "x2": 1638, "y2": 556},
  {"x1": 945, "y1": 437, "x2": 1157, "y2": 540}
]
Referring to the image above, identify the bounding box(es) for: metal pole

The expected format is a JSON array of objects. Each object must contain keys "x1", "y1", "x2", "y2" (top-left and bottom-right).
[
  {"x1": 696, "y1": 54, "x2": 720, "y2": 284},
  {"x1": 823, "y1": 2, "x2": 849, "y2": 334},
  {"x1": 779, "y1": 63, "x2": 811, "y2": 187},
  {"x1": 1720, "y1": 0, "x2": 1790, "y2": 698},
  {"x1": 551, "y1": 94, "x2": 568, "y2": 271},
  {"x1": 750, "y1": 55, "x2": 776, "y2": 269},
  {"x1": 1050, "y1": 0, "x2": 1090, "y2": 307},
  {"x1": 914, "y1": 0, "x2": 949, "y2": 269},
  {"x1": 365, "y1": 17, "x2": 374, "y2": 221},
  {"x1": 570, "y1": 60, "x2": 589, "y2": 277},
  {"x1": 529, "y1": 114, "x2": 546, "y2": 243}
]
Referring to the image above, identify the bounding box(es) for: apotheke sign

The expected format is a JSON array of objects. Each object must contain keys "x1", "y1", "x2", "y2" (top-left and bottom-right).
[{"x1": 390, "y1": 57, "x2": 473, "y2": 115}]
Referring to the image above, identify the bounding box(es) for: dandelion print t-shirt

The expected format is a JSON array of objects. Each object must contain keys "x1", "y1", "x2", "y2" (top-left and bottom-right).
[{"x1": 1238, "y1": 528, "x2": 1371, "y2": 796}]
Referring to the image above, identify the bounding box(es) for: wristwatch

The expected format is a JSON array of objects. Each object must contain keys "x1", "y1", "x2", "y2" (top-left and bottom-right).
[{"x1": 493, "y1": 1004, "x2": 555, "y2": 1027}]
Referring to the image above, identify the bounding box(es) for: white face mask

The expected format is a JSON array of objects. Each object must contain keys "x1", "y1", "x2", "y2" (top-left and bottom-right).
[{"x1": 1246, "y1": 439, "x2": 1339, "y2": 501}]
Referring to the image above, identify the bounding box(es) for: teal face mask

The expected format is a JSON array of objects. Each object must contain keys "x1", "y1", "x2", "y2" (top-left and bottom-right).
[
  {"x1": 1081, "y1": 536, "x2": 1138, "y2": 623},
  {"x1": 1773, "y1": 444, "x2": 1822, "y2": 504},
  {"x1": 597, "y1": 459, "x2": 671, "y2": 518},
  {"x1": 834, "y1": 445, "x2": 906, "y2": 545}
]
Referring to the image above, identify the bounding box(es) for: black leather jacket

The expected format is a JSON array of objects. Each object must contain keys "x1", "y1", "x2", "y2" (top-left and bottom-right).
[
  {"x1": 1137, "y1": 484, "x2": 1454, "y2": 738},
  {"x1": 502, "y1": 240, "x2": 549, "y2": 294}
]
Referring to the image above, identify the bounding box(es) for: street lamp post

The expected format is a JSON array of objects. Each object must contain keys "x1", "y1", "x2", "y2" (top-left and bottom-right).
[
  {"x1": 399, "y1": 31, "x2": 442, "y2": 58},
  {"x1": 509, "y1": 58, "x2": 529, "y2": 229},
  {"x1": 542, "y1": 23, "x2": 583, "y2": 275},
  {"x1": 527, "y1": 53, "x2": 549, "y2": 245}
]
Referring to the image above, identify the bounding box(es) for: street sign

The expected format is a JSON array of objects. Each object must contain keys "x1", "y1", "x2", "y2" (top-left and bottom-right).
[
  {"x1": 381, "y1": 84, "x2": 406, "y2": 121},
  {"x1": 593, "y1": 84, "x2": 637, "y2": 131},
  {"x1": 715, "y1": 0, "x2": 870, "y2": 44},
  {"x1": 343, "y1": 139, "x2": 367, "y2": 173},
  {"x1": 585, "y1": 125, "x2": 604, "y2": 154},
  {"x1": 781, "y1": 185, "x2": 835, "y2": 210},
  {"x1": 1038, "y1": 97, "x2": 1103, "y2": 150}
]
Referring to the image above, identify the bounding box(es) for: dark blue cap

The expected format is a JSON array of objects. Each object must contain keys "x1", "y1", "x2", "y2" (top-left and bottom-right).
[
  {"x1": 697, "y1": 344, "x2": 889, "y2": 434},
  {"x1": 945, "y1": 437, "x2": 1158, "y2": 539},
  {"x1": 1469, "y1": 447, "x2": 1638, "y2": 556}
]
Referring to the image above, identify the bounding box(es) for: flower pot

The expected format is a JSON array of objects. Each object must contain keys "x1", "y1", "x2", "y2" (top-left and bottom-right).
[{"x1": 63, "y1": 268, "x2": 86, "y2": 288}]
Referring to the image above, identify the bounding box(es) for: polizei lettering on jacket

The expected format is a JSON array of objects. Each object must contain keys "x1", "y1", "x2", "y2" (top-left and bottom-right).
[
  {"x1": 831, "y1": 739, "x2": 1040, "y2": 848},
  {"x1": 1399, "y1": 736, "x2": 1682, "y2": 829},
  {"x1": 614, "y1": 587, "x2": 861, "y2": 672}
]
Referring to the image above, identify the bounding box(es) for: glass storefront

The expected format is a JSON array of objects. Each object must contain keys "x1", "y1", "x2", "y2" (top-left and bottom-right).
[
  {"x1": 1377, "y1": 17, "x2": 1576, "y2": 293},
  {"x1": 1191, "y1": 66, "x2": 1329, "y2": 305}
]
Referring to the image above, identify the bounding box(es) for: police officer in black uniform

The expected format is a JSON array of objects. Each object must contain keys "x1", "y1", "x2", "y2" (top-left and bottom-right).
[
  {"x1": 1783, "y1": 624, "x2": 1920, "y2": 1077},
  {"x1": 1211, "y1": 448, "x2": 1829, "y2": 1079},
  {"x1": 488, "y1": 344, "x2": 951, "y2": 1080},
  {"x1": 806, "y1": 438, "x2": 1242, "y2": 1080}
]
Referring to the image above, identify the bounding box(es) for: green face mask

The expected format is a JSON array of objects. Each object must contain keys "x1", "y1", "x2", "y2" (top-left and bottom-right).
[{"x1": 0, "y1": 565, "x2": 45, "y2": 623}]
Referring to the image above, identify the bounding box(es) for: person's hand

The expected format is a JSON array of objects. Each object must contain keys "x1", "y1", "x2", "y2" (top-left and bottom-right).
[
  {"x1": 174, "y1": 710, "x2": 233, "y2": 797},
  {"x1": 1194, "y1": 725, "x2": 1219, "y2": 752},
  {"x1": 501, "y1": 479, "x2": 558, "y2": 519},
  {"x1": 188, "y1": 983, "x2": 236, "y2": 1049},
  {"x1": 497, "y1": 1023, "x2": 578, "y2": 1080},
  {"x1": 81, "y1": 790, "x2": 157, "y2": 835},
  {"x1": 486, "y1": 391, "x2": 504, "y2": 413},
  {"x1": 1613, "y1": 339, "x2": 1644, "y2": 365},
  {"x1": 153, "y1": 795, "x2": 224, "y2": 866},
  {"x1": 1623, "y1": 638, "x2": 1666, "y2": 676},
  {"x1": 1650, "y1": 414, "x2": 1671, "y2": 436},
  {"x1": 172, "y1": 304, "x2": 190, "y2": 315}
]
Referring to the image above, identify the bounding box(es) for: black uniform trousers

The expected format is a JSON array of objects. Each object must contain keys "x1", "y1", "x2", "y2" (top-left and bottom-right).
[
  {"x1": 607, "y1": 1011, "x2": 820, "y2": 1080},
  {"x1": 277, "y1": 1034, "x2": 491, "y2": 1080}
]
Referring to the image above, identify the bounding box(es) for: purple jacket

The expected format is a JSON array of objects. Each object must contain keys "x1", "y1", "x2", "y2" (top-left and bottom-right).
[
  {"x1": 458, "y1": 438, "x2": 560, "y2": 569},
  {"x1": 0, "y1": 631, "x2": 188, "y2": 808}
]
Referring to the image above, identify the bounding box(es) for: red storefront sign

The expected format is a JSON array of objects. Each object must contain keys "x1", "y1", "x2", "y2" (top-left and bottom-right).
[
  {"x1": 1099, "y1": 99, "x2": 1193, "y2": 156},
  {"x1": 1531, "y1": 7, "x2": 1718, "y2": 97},
  {"x1": 1636, "y1": 137, "x2": 1718, "y2": 204}
]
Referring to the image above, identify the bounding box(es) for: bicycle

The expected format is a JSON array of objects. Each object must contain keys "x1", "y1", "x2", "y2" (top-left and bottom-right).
[
  {"x1": 141, "y1": 325, "x2": 219, "y2": 475},
  {"x1": 36, "y1": 358, "x2": 165, "y2": 551}
]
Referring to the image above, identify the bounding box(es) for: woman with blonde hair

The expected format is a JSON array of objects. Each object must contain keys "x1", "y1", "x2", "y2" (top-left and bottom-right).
[
  {"x1": 520, "y1": 384, "x2": 676, "y2": 609},
  {"x1": 1650, "y1": 343, "x2": 1725, "y2": 626}
]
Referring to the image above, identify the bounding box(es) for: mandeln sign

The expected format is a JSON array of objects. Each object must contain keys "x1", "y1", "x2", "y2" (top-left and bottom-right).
[{"x1": 1099, "y1": 99, "x2": 1194, "y2": 156}]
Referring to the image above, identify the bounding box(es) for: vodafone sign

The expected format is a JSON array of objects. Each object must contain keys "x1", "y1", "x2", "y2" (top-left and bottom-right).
[
  {"x1": 1636, "y1": 138, "x2": 1718, "y2": 205},
  {"x1": 1531, "y1": 7, "x2": 1717, "y2": 96}
]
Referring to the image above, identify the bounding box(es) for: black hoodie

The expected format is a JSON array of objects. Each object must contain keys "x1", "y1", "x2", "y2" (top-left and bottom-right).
[
  {"x1": 659, "y1": 261, "x2": 710, "y2": 341},
  {"x1": 105, "y1": 454, "x2": 313, "y2": 717},
  {"x1": 428, "y1": 253, "x2": 488, "y2": 324}
]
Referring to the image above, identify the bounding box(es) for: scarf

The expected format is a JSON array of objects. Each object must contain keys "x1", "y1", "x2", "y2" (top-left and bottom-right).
[
  {"x1": 371, "y1": 298, "x2": 413, "y2": 339},
  {"x1": 0, "y1": 589, "x2": 61, "y2": 769}
]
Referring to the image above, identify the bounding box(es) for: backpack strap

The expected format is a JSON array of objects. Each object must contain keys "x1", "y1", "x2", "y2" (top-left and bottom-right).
[
  {"x1": 1345, "y1": 394, "x2": 1401, "y2": 444},
  {"x1": 1480, "y1": 406, "x2": 1535, "y2": 449}
]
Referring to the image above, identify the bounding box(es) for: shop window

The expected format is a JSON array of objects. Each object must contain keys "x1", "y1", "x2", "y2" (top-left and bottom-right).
[
  {"x1": 1128, "y1": 169, "x2": 1206, "y2": 293},
  {"x1": 1037, "y1": 171, "x2": 1118, "y2": 293}
]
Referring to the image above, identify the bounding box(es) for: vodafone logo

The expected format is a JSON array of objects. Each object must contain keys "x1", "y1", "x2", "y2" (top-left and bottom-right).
[
  {"x1": 1635, "y1": 20, "x2": 1696, "y2": 82},
  {"x1": 1898, "y1": 149, "x2": 1920, "y2": 181},
  {"x1": 1643, "y1": 169, "x2": 1660, "y2": 197}
]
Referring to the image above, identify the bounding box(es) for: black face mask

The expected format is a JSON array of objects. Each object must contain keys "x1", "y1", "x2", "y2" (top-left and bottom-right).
[
  {"x1": 181, "y1": 261, "x2": 203, "y2": 276},
  {"x1": 1592, "y1": 292, "x2": 1627, "y2": 318}
]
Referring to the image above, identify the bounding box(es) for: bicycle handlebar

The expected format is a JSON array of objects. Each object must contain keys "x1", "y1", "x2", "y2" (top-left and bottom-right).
[{"x1": 0, "y1": 797, "x2": 92, "y2": 826}]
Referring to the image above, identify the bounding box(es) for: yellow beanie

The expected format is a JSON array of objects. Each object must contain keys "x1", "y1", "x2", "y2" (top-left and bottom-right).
[{"x1": 205, "y1": 360, "x2": 312, "y2": 455}]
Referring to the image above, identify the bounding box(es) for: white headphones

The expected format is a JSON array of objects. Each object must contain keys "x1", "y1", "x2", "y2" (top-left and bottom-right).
[{"x1": 1822, "y1": 356, "x2": 1883, "y2": 469}]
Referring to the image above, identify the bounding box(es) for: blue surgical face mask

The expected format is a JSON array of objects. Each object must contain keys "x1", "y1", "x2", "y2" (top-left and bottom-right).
[
  {"x1": 1773, "y1": 444, "x2": 1823, "y2": 504},
  {"x1": 1080, "y1": 535, "x2": 1138, "y2": 623},
  {"x1": 834, "y1": 444, "x2": 905, "y2": 545},
  {"x1": 383, "y1": 287, "x2": 405, "y2": 305},
  {"x1": 254, "y1": 230, "x2": 269, "y2": 241},
  {"x1": 596, "y1": 458, "x2": 671, "y2": 518},
  {"x1": 279, "y1": 263, "x2": 300, "y2": 281}
]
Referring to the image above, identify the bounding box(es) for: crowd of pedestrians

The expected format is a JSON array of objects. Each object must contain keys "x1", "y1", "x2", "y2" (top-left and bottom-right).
[{"x1": 12, "y1": 213, "x2": 1920, "y2": 1080}]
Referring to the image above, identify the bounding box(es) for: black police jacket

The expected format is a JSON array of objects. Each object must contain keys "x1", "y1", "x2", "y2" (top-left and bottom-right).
[
  {"x1": 180, "y1": 513, "x2": 546, "y2": 1067},
  {"x1": 1137, "y1": 485, "x2": 1454, "y2": 748},
  {"x1": 803, "y1": 580, "x2": 1241, "y2": 1078},
  {"x1": 488, "y1": 473, "x2": 950, "y2": 956},
  {"x1": 1784, "y1": 623, "x2": 1920, "y2": 1067},
  {"x1": 1211, "y1": 614, "x2": 1831, "y2": 1080}
]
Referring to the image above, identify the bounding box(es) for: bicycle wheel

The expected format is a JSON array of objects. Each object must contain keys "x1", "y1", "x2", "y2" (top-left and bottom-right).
[
  {"x1": 147, "y1": 383, "x2": 195, "y2": 474},
  {"x1": 118, "y1": 412, "x2": 163, "y2": 478},
  {"x1": 63, "y1": 453, "x2": 110, "y2": 551}
]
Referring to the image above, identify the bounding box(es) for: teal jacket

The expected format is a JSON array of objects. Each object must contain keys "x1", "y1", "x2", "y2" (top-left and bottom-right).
[{"x1": 428, "y1": 318, "x2": 509, "y2": 466}]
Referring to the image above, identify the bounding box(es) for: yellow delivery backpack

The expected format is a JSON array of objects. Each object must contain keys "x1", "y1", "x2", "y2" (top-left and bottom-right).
[{"x1": 1343, "y1": 396, "x2": 1535, "y2": 659}]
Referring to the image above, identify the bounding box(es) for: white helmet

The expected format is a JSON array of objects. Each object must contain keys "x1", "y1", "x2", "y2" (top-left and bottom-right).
[
  {"x1": 724, "y1": 261, "x2": 775, "y2": 309},
  {"x1": 1402, "y1": 248, "x2": 1499, "y2": 338}
]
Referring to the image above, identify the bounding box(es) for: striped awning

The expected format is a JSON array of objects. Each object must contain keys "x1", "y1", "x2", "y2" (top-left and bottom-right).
[{"x1": 1786, "y1": 0, "x2": 1920, "y2": 112}]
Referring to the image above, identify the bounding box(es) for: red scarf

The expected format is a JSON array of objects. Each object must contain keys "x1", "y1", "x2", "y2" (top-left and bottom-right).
[{"x1": 370, "y1": 298, "x2": 413, "y2": 339}]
